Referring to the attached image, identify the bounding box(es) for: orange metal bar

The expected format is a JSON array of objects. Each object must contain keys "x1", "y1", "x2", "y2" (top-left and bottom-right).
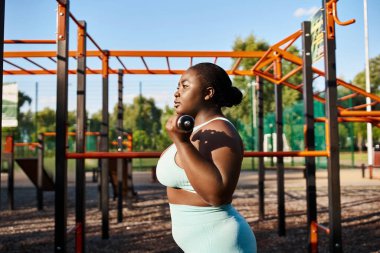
[
  {"x1": 4, "y1": 39, "x2": 56, "y2": 44},
  {"x1": 277, "y1": 65, "x2": 302, "y2": 85},
  {"x1": 4, "y1": 50, "x2": 265, "y2": 59},
  {"x1": 346, "y1": 101, "x2": 378, "y2": 111},
  {"x1": 14, "y1": 142, "x2": 40, "y2": 147},
  {"x1": 67, "y1": 151, "x2": 162, "y2": 159},
  {"x1": 338, "y1": 93, "x2": 358, "y2": 101},
  {"x1": 3, "y1": 68, "x2": 259, "y2": 76},
  {"x1": 315, "y1": 117, "x2": 380, "y2": 123},
  {"x1": 66, "y1": 150, "x2": 329, "y2": 159},
  {"x1": 251, "y1": 48, "x2": 273, "y2": 72},
  {"x1": 108, "y1": 50, "x2": 265, "y2": 58},
  {"x1": 243, "y1": 151, "x2": 328, "y2": 157},
  {"x1": 230, "y1": 58, "x2": 242, "y2": 74},
  {"x1": 271, "y1": 29, "x2": 303, "y2": 49},
  {"x1": 310, "y1": 221, "x2": 318, "y2": 253},
  {"x1": 102, "y1": 51, "x2": 109, "y2": 78},
  {"x1": 339, "y1": 111, "x2": 380, "y2": 117},
  {"x1": 331, "y1": 1, "x2": 356, "y2": 26},
  {"x1": 337, "y1": 79, "x2": 380, "y2": 103},
  {"x1": 111, "y1": 141, "x2": 130, "y2": 146},
  {"x1": 43, "y1": 132, "x2": 100, "y2": 136},
  {"x1": 325, "y1": 121, "x2": 330, "y2": 153}
]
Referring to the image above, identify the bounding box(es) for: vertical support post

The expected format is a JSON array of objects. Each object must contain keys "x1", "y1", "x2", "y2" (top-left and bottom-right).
[
  {"x1": 257, "y1": 76, "x2": 265, "y2": 220},
  {"x1": 323, "y1": 1, "x2": 342, "y2": 252},
  {"x1": 274, "y1": 58, "x2": 286, "y2": 236},
  {"x1": 55, "y1": 1, "x2": 69, "y2": 252},
  {"x1": 302, "y1": 21, "x2": 318, "y2": 253},
  {"x1": 250, "y1": 81, "x2": 256, "y2": 170},
  {"x1": 37, "y1": 133, "x2": 44, "y2": 210},
  {"x1": 117, "y1": 69, "x2": 124, "y2": 223},
  {"x1": 75, "y1": 20, "x2": 87, "y2": 253},
  {"x1": 0, "y1": 0, "x2": 5, "y2": 206},
  {"x1": 126, "y1": 159, "x2": 133, "y2": 209},
  {"x1": 7, "y1": 136, "x2": 14, "y2": 210},
  {"x1": 100, "y1": 50, "x2": 110, "y2": 239},
  {"x1": 363, "y1": 0, "x2": 373, "y2": 177}
]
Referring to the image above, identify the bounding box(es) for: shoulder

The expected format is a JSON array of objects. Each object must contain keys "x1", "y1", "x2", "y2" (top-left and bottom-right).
[{"x1": 191, "y1": 119, "x2": 242, "y2": 153}]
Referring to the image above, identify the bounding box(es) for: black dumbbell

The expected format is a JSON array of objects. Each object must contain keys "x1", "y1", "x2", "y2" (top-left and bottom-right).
[{"x1": 177, "y1": 115, "x2": 194, "y2": 132}]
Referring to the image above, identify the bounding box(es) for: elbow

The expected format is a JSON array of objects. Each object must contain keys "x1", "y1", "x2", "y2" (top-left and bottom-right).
[{"x1": 204, "y1": 192, "x2": 230, "y2": 207}]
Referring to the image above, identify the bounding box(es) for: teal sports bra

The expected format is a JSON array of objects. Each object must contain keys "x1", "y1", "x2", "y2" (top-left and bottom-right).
[{"x1": 156, "y1": 117, "x2": 234, "y2": 193}]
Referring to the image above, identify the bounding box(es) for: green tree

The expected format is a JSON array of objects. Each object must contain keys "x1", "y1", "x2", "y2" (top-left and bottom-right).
[
  {"x1": 351, "y1": 54, "x2": 380, "y2": 149},
  {"x1": 109, "y1": 95, "x2": 163, "y2": 151},
  {"x1": 352, "y1": 55, "x2": 380, "y2": 94},
  {"x1": 37, "y1": 107, "x2": 56, "y2": 133}
]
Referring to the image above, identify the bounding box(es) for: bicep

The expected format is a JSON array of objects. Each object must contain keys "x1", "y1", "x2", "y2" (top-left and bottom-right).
[{"x1": 198, "y1": 133, "x2": 242, "y2": 189}]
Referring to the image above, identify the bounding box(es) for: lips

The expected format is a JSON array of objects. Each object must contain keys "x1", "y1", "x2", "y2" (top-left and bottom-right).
[{"x1": 174, "y1": 101, "x2": 180, "y2": 108}]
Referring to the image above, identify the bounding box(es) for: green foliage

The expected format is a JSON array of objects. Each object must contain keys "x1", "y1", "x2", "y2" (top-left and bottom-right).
[
  {"x1": 351, "y1": 54, "x2": 380, "y2": 147},
  {"x1": 108, "y1": 95, "x2": 166, "y2": 151},
  {"x1": 352, "y1": 55, "x2": 380, "y2": 93},
  {"x1": 224, "y1": 34, "x2": 303, "y2": 150}
]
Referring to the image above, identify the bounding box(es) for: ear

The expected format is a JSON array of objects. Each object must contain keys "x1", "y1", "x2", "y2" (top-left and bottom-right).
[{"x1": 204, "y1": 87, "x2": 215, "y2": 101}]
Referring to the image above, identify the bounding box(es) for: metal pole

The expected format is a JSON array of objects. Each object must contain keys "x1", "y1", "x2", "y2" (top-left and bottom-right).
[
  {"x1": 0, "y1": 0, "x2": 5, "y2": 206},
  {"x1": 302, "y1": 21, "x2": 318, "y2": 253},
  {"x1": 100, "y1": 50, "x2": 110, "y2": 239},
  {"x1": 274, "y1": 59, "x2": 286, "y2": 236},
  {"x1": 35, "y1": 82, "x2": 39, "y2": 142},
  {"x1": 363, "y1": 0, "x2": 373, "y2": 170},
  {"x1": 37, "y1": 133, "x2": 44, "y2": 210},
  {"x1": 75, "y1": 20, "x2": 87, "y2": 253},
  {"x1": 250, "y1": 82, "x2": 256, "y2": 170},
  {"x1": 257, "y1": 76, "x2": 265, "y2": 220},
  {"x1": 323, "y1": 1, "x2": 342, "y2": 251},
  {"x1": 117, "y1": 69, "x2": 124, "y2": 223},
  {"x1": 55, "y1": 1, "x2": 70, "y2": 252},
  {"x1": 7, "y1": 136, "x2": 14, "y2": 210}
]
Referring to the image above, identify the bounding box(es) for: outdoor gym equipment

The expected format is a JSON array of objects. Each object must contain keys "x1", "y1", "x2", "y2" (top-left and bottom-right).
[{"x1": 0, "y1": 0, "x2": 375, "y2": 252}]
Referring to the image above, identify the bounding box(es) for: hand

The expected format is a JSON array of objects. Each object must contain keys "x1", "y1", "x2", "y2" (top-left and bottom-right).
[{"x1": 165, "y1": 115, "x2": 193, "y2": 144}]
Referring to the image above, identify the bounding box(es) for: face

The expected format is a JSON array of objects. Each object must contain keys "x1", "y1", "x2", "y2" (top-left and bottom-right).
[{"x1": 174, "y1": 69, "x2": 207, "y2": 116}]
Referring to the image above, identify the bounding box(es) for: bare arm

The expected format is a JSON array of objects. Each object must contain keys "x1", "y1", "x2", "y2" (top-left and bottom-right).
[{"x1": 166, "y1": 116, "x2": 243, "y2": 206}]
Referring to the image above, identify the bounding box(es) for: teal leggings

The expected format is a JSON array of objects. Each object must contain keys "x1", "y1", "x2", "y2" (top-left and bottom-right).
[{"x1": 169, "y1": 203, "x2": 256, "y2": 253}]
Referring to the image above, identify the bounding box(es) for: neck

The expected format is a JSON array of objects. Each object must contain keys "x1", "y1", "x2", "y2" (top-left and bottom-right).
[{"x1": 194, "y1": 107, "x2": 223, "y2": 126}]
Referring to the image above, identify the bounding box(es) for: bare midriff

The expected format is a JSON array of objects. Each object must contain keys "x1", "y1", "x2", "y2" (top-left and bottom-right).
[{"x1": 167, "y1": 187, "x2": 232, "y2": 207}]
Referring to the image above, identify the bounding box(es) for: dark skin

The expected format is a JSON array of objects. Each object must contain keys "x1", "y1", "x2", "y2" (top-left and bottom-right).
[{"x1": 165, "y1": 68, "x2": 243, "y2": 207}]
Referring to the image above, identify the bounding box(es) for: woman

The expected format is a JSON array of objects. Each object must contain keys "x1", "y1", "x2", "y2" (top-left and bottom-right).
[{"x1": 156, "y1": 62, "x2": 257, "y2": 253}]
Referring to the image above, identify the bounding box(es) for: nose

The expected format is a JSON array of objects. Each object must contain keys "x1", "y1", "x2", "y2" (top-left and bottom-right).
[{"x1": 174, "y1": 89, "x2": 179, "y2": 97}]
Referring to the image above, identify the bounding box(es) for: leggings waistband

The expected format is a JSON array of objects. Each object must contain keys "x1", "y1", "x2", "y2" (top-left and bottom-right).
[{"x1": 169, "y1": 203, "x2": 238, "y2": 226}]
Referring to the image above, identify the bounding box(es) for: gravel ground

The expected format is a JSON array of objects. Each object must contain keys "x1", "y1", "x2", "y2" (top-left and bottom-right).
[{"x1": 1, "y1": 168, "x2": 379, "y2": 253}]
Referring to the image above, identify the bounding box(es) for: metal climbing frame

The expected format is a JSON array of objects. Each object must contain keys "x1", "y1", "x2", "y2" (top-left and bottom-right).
[{"x1": 1, "y1": 0, "x2": 379, "y2": 252}]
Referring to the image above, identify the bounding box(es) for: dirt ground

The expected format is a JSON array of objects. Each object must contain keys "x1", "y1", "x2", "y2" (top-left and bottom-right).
[{"x1": 1, "y1": 168, "x2": 379, "y2": 253}]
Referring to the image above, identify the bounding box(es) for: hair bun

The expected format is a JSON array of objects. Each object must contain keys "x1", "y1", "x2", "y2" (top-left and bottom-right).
[{"x1": 224, "y1": 86, "x2": 243, "y2": 107}]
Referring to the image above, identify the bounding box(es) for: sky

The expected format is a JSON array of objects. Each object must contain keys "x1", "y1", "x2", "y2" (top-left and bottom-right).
[{"x1": 3, "y1": 0, "x2": 380, "y2": 115}]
